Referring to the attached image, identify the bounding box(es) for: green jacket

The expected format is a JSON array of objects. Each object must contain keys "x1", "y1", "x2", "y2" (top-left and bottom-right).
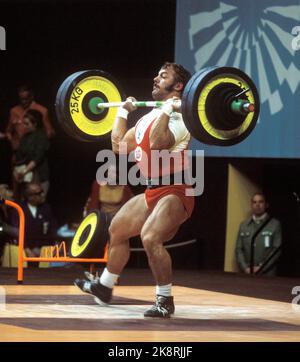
[
  {"x1": 235, "y1": 214, "x2": 282, "y2": 275},
  {"x1": 16, "y1": 129, "x2": 49, "y2": 182}
]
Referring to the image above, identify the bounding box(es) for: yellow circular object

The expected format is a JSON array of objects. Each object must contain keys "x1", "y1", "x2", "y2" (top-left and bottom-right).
[
  {"x1": 71, "y1": 212, "x2": 98, "y2": 257},
  {"x1": 55, "y1": 70, "x2": 125, "y2": 142},
  {"x1": 197, "y1": 75, "x2": 255, "y2": 140},
  {"x1": 69, "y1": 76, "x2": 122, "y2": 136},
  {"x1": 181, "y1": 66, "x2": 260, "y2": 146}
]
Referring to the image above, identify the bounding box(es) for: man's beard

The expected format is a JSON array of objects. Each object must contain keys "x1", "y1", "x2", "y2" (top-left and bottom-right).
[
  {"x1": 152, "y1": 81, "x2": 176, "y2": 100},
  {"x1": 165, "y1": 82, "x2": 176, "y2": 92}
]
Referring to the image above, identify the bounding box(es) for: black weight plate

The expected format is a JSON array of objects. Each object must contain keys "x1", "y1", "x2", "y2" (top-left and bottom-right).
[{"x1": 70, "y1": 210, "x2": 109, "y2": 258}]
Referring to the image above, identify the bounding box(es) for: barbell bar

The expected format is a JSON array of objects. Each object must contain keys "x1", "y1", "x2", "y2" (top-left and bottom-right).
[
  {"x1": 55, "y1": 66, "x2": 260, "y2": 146},
  {"x1": 97, "y1": 101, "x2": 165, "y2": 108},
  {"x1": 96, "y1": 99, "x2": 255, "y2": 117}
]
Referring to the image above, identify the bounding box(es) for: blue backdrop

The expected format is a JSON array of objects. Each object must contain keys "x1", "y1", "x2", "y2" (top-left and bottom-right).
[{"x1": 175, "y1": 0, "x2": 300, "y2": 158}]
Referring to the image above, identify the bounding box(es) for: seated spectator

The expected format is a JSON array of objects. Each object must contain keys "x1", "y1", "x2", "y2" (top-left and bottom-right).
[
  {"x1": 74, "y1": 164, "x2": 133, "y2": 278},
  {"x1": 5, "y1": 84, "x2": 55, "y2": 151},
  {"x1": 0, "y1": 131, "x2": 11, "y2": 185},
  {"x1": 13, "y1": 109, "x2": 50, "y2": 199},
  {"x1": 84, "y1": 163, "x2": 133, "y2": 221},
  {"x1": 235, "y1": 192, "x2": 282, "y2": 276},
  {"x1": 0, "y1": 184, "x2": 18, "y2": 259},
  {"x1": 57, "y1": 222, "x2": 80, "y2": 239},
  {"x1": 11, "y1": 182, "x2": 57, "y2": 258}
]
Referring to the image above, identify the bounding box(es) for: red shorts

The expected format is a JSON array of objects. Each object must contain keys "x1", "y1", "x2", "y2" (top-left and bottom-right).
[{"x1": 145, "y1": 185, "x2": 195, "y2": 218}]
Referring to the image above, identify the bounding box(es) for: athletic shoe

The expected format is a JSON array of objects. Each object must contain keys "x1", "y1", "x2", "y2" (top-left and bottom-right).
[
  {"x1": 84, "y1": 271, "x2": 99, "y2": 282},
  {"x1": 144, "y1": 295, "x2": 175, "y2": 318},
  {"x1": 74, "y1": 278, "x2": 112, "y2": 305},
  {"x1": 91, "y1": 281, "x2": 112, "y2": 306},
  {"x1": 74, "y1": 278, "x2": 93, "y2": 295}
]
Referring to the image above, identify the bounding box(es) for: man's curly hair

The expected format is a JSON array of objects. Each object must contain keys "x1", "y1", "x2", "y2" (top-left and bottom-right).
[{"x1": 161, "y1": 62, "x2": 192, "y2": 91}]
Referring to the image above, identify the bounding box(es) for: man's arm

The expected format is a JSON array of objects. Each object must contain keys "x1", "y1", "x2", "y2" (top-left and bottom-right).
[
  {"x1": 5, "y1": 109, "x2": 15, "y2": 141},
  {"x1": 112, "y1": 126, "x2": 135, "y2": 154},
  {"x1": 149, "y1": 112, "x2": 175, "y2": 150},
  {"x1": 259, "y1": 220, "x2": 282, "y2": 272},
  {"x1": 235, "y1": 225, "x2": 249, "y2": 273},
  {"x1": 17, "y1": 133, "x2": 49, "y2": 180},
  {"x1": 111, "y1": 98, "x2": 137, "y2": 154},
  {"x1": 149, "y1": 98, "x2": 180, "y2": 150}
]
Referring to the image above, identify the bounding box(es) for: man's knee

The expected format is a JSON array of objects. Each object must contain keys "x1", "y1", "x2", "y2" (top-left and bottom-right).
[
  {"x1": 109, "y1": 215, "x2": 133, "y2": 242},
  {"x1": 108, "y1": 217, "x2": 122, "y2": 241},
  {"x1": 141, "y1": 229, "x2": 161, "y2": 256}
]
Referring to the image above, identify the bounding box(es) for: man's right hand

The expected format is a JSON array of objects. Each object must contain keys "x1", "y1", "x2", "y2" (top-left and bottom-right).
[{"x1": 123, "y1": 97, "x2": 137, "y2": 113}]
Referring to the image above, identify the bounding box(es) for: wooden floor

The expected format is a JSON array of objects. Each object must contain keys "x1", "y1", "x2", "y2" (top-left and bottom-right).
[{"x1": 1, "y1": 282, "x2": 300, "y2": 342}]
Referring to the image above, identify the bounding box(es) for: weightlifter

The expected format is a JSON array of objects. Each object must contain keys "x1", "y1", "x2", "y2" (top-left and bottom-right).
[{"x1": 75, "y1": 62, "x2": 194, "y2": 318}]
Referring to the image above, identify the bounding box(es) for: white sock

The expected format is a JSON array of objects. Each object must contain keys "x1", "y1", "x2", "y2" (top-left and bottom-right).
[
  {"x1": 100, "y1": 268, "x2": 119, "y2": 289},
  {"x1": 156, "y1": 283, "x2": 172, "y2": 297}
]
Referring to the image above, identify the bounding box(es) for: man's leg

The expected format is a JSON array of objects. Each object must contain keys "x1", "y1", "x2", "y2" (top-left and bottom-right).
[
  {"x1": 141, "y1": 194, "x2": 187, "y2": 285},
  {"x1": 105, "y1": 193, "x2": 150, "y2": 275},
  {"x1": 75, "y1": 194, "x2": 150, "y2": 303},
  {"x1": 140, "y1": 194, "x2": 188, "y2": 317}
]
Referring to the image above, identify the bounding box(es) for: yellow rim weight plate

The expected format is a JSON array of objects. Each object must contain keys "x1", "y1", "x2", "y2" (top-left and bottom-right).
[
  {"x1": 55, "y1": 71, "x2": 90, "y2": 141},
  {"x1": 55, "y1": 69, "x2": 125, "y2": 142},
  {"x1": 69, "y1": 75, "x2": 122, "y2": 137},
  {"x1": 197, "y1": 75, "x2": 255, "y2": 140},
  {"x1": 182, "y1": 66, "x2": 260, "y2": 146},
  {"x1": 181, "y1": 67, "x2": 214, "y2": 144},
  {"x1": 71, "y1": 212, "x2": 98, "y2": 257}
]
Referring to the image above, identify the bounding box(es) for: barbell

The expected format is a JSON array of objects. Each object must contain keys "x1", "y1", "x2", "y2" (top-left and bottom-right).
[{"x1": 55, "y1": 66, "x2": 260, "y2": 146}]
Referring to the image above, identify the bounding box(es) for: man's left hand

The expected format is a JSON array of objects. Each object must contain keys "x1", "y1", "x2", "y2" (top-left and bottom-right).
[{"x1": 170, "y1": 97, "x2": 181, "y2": 113}]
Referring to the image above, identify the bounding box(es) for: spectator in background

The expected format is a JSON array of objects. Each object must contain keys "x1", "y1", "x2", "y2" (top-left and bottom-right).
[
  {"x1": 81, "y1": 163, "x2": 133, "y2": 280},
  {"x1": 235, "y1": 192, "x2": 282, "y2": 276},
  {"x1": 13, "y1": 109, "x2": 50, "y2": 199},
  {"x1": 0, "y1": 184, "x2": 18, "y2": 259},
  {"x1": 11, "y1": 182, "x2": 57, "y2": 258},
  {"x1": 84, "y1": 163, "x2": 133, "y2": 221},
  {"x1": 0, "y1": 132, "x2": 11, "y2": 185},
  {"x1": 5, "y1": 85, "x2": 55, "y2": 150}
]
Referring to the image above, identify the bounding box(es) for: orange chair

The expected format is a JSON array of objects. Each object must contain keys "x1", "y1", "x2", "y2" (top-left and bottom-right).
[{"x1": 2, "y1": 199, "x2": 108, "y2": 283}]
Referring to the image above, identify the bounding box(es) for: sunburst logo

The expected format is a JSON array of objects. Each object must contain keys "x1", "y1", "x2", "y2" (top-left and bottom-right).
[
  {"x1": 188, "y1": 2, "x2": 300, "y2": 116},
  {"x1": 291, "y1": 26, "x2": 300, "y2": 50}
]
